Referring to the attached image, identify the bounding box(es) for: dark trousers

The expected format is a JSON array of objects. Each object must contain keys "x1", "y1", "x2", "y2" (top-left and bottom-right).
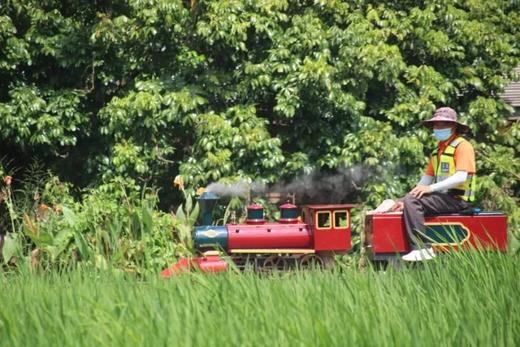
[{"x1": 403, "y1": 192, "x2": 471, "y2": 249}]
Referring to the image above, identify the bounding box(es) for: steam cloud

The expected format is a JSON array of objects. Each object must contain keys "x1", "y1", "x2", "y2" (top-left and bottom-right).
[
  {"x1": 205, "y1": 166, "x2": 369, "y2": 204},
  {"x1": 267, "y1": 166, "x2": 368, "y2": 204}
]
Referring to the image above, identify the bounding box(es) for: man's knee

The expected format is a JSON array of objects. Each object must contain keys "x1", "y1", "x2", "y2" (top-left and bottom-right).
[{"x1": 403, "y1": 193, "x2": 420, "y2": 210}]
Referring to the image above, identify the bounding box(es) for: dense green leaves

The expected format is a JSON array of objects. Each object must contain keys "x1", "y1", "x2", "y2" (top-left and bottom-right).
[
  {"x1": 0, "y1": 0, "x2": 519, "y2": 234},
  {"x1": 0, "y1": 85, "x2": 87, "y2": 149}
]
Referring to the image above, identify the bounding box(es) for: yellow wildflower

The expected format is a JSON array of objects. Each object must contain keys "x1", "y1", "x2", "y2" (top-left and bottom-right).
[
  {"x1": 3, "y1": 175, "x2": 12, "y2": 186},
  {"x1": 173, "y1": 175, "x2": 184, "y2": 189}
]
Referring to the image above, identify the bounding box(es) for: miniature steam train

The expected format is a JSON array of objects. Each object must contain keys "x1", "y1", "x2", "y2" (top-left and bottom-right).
[{"x1": 161, "y1": 191, "x2": 508, "y2": 277}]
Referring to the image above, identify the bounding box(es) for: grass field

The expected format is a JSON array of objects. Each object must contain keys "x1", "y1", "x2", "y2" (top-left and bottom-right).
[{"x1": 0, "y1": 252, "x2": 518, "y2": 347}]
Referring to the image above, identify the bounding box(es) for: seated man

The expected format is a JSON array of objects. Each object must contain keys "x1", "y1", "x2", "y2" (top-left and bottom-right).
[{"x1": 392, "y1": 107, "x2": 476, "y2": 261}]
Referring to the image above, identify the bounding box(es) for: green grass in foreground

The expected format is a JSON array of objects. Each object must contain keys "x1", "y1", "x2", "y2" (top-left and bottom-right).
[{"x1": 0, "y1": 252, "x2": 518, "y2": 347}]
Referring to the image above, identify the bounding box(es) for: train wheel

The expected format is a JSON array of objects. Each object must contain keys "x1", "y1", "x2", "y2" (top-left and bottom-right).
[
  {"x1": 298, "y1": 254, "x2": 324, "y2": 270},
  {"x1": 261, "y1": 255, "x2": 276, "y2": 272},
  {"x1": 320, "y1": 254, "x2": 335, "y2": 270},
  {"x1": 261, "y1": 255, "x2": 288, "y2": 273},
  {"x1": 275, "y1": 257, "x2": 289, "y2": 271}
]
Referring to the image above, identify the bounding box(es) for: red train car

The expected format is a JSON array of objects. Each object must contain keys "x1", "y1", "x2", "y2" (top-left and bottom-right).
[{"x1": 364, "y1": 211, "x2": 508, "y2": 262}]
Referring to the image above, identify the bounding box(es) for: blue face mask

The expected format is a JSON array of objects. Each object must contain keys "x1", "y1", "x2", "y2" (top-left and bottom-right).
[{"x1": 433, "y1": 128, "x2": 452, "y2": 141}]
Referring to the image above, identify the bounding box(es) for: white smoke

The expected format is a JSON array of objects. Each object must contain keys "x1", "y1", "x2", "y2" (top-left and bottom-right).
[{"x1": 205, "y1": 181, "x2": 251, "y2": 197}]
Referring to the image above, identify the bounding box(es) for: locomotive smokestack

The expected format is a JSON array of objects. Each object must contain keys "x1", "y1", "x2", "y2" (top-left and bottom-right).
[{"x1": 198, "y1": 191, "x2": 219, "y2": 225}]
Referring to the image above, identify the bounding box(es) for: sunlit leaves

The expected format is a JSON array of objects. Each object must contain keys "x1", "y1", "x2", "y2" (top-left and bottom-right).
[
  {"x1": 180, "y1": 105, "x2": 284, "y2": 185},
  {"x1": 0, "y1": 85, "x2": 87, "y2": 148},
  {"x1": 0, "y1": 0, "x2": 518, "y2": 227}
]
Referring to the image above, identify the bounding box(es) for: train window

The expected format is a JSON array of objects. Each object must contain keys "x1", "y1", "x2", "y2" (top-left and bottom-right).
[
  {"x1": 316, "y1": 211, "x2": 331, "y2": 230},
  {"x1": 333, "y1": 210, "x2": 349, "y2": 229}
]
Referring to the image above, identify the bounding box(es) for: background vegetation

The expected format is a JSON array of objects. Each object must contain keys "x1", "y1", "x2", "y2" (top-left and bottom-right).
[{"x1": 1, "y1": 0, "x2": 519, "y2": 271}]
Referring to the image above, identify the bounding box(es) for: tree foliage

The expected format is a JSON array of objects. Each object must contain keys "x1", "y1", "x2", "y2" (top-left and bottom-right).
[{"x1": 1, "y1": 0, "x2": 519, "y2": 233}]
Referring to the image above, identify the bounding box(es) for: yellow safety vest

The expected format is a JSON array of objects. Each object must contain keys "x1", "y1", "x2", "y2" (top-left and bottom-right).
[{"x1": 431, "y1": 137, "x2": 476, "y2": 202}]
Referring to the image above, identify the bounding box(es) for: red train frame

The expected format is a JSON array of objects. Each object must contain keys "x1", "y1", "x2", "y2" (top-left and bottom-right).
[{"x1": 161, "y1": 201, "x2": 508, "y2": 277}]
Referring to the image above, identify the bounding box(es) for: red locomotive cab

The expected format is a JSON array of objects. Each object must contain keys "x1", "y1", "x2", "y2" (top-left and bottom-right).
[{"x1": 305, "y1": 204, "x2": 355, "y2": 252}]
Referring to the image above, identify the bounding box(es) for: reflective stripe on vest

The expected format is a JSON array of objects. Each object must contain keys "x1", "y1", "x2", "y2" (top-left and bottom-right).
[{"x1": 431, "y1": 137, "x2": 476, "y2": 202}]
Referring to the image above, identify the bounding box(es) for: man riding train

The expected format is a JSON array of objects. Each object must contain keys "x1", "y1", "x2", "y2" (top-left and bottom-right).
[
  {"x1": 160, "y1": 106, "x2": 508, "y2": 276},
  {"x1": 391, "y1": 107, "x2": 477, "y2": 261}
]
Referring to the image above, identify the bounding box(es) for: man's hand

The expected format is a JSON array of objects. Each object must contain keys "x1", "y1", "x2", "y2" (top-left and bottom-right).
[
  {"x1": 390, "y1": 201, "x2": 404, "y2": 212},
  {"x1": 410, "y1": 185, "x2": 432, "y2": 199}
]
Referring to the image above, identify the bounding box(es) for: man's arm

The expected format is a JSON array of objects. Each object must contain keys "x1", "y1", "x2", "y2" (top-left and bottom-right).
[
  {"x1": 429, "y1": 171, "x2": 468, "y2": 192},
  {"x1": 410, "y1": 171, "x2": 468, "y2": 198}
]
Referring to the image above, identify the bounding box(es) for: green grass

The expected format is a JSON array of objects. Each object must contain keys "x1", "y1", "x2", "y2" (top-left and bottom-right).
[{"x1": 0, "y1": 252, "x2": 518, "y2": 347}]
